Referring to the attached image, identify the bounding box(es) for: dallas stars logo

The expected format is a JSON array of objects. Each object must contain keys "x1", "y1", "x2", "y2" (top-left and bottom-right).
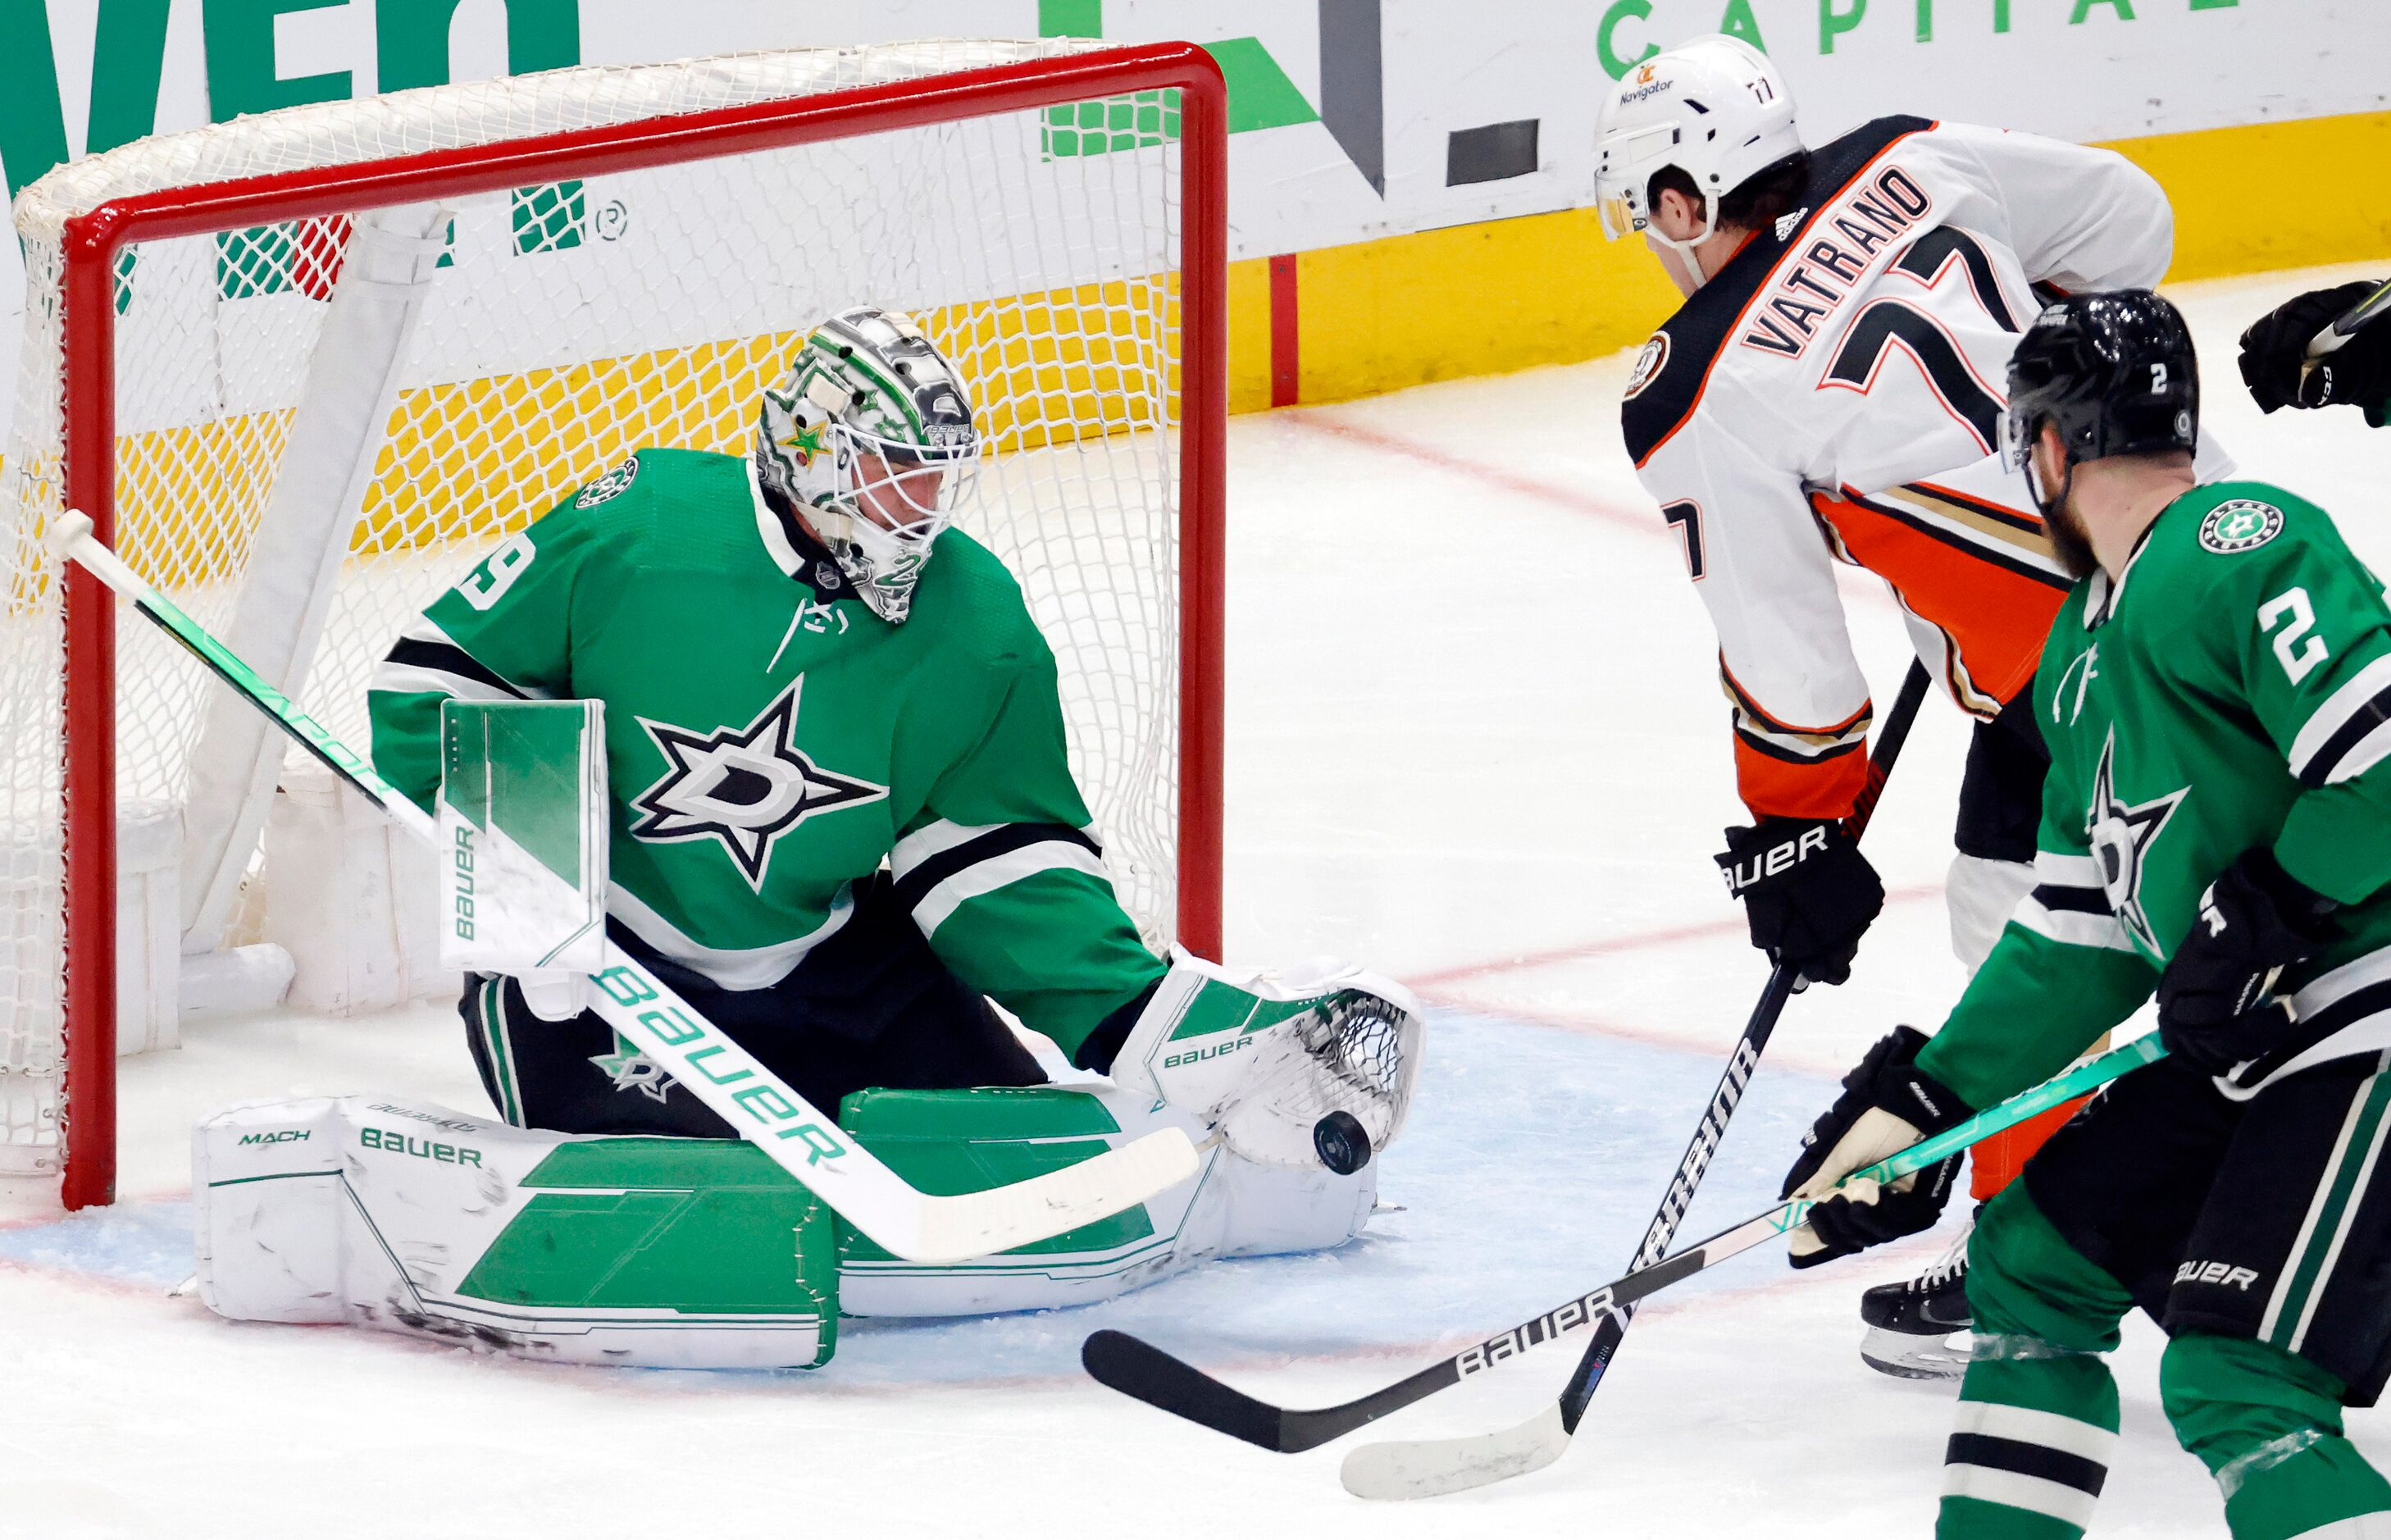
[
  {"x1": 2085, "y1": 727, "x2": 2188, "y2": 955},
  {"x1": 629, "y1": 675, "x2": 886, "y2": 890},
  {"x1": 590, "y1": 1032, "x2": 672, "y2": 1103}
]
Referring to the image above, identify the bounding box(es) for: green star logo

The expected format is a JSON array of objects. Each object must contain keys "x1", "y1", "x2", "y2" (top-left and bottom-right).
[{"x1": 779, "y1": 417, "x2": 831, "y2": 466}]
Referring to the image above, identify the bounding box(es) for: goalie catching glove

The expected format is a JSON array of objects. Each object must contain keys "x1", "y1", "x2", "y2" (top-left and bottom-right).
[
  {"x1": 1782, "y1": 1026, "x2": 1972, "y2": 1267},
  {"x1": 1102, "y1": 950, "x2": 1424, "y2": 1172}
]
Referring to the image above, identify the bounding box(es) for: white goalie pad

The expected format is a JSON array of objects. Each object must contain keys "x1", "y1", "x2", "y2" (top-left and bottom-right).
[
  {"x1": 435, "y1": 699, "x2": 608, "y2": 975},
  {"x1": 194, "y1": 1097, "x2": 836, "y2": 1369},
  {"x1": 196, "y1": 1090, "x2": 1377, "y2": 1359}
]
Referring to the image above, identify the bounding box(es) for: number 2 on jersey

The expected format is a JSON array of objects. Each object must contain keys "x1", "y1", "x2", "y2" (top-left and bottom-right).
[
  {"x1": 2261, "y1": 586, "x2": 2329, "y2": 685},
  {"x1": 458, "y1": 533, "x2": 535, "y2": 611}
]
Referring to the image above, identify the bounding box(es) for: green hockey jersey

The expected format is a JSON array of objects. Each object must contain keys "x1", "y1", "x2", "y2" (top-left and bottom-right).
[
  {"x1": 1917, "y1": 480, "x2": 2391, "y2": 1109},
  {"x1": 367, "y1": 448, "x2": 1164, "y2": 1058}
]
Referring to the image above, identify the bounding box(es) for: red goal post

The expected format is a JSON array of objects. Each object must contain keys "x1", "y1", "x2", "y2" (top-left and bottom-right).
[{"x1": 22, "y1": 41, "x2": 1227, "y2": 1210}]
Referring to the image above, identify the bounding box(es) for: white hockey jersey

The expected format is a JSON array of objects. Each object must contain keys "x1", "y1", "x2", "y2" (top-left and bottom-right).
[{"x1": 1622, "y1": 114, "x2": 2232, "y2": 822}]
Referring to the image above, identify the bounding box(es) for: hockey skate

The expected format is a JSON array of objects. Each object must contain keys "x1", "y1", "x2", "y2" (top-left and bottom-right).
[{"x1": 1860, "y1": 1221, "x2": 1973, "y2": 1380}]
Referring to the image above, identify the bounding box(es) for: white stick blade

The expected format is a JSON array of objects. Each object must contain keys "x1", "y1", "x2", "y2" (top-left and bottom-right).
[
  {"x1": 905, "y1": 1127, "x2": 1201, "y2": 1263},
  {"x1": 1339, "y1": 1404, "x2": 1570, "y2": 1501},
  {"x1": 46, "y1": 509, "x2": 93, "y2": 556}
]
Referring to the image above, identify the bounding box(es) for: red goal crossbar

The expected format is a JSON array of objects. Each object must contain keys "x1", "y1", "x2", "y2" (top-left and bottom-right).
[{"x1": 56, "y1": 43, "x2": 1229, "y2": 1210}]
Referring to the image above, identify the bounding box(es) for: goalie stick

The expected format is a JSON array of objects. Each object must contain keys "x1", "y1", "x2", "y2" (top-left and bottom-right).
[
  {"x1": 1082, "y1": 1034, "x2": 2166, "y2": 1455},
  {"x1": 52, "y1": 510, "x2": 1198, "y2": 1263},
  {"x1": 1339, "y1": 660, "x2": 1930, "y2": 1500}
]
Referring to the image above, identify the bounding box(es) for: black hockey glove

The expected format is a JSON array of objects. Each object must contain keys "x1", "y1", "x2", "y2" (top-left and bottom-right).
[
  {"x1": 2156, "y1": 848, "x2": 2339, "y2": 1075},
  {"x1": 2238, "y1": 280, "x2": 2391, "y2": 426},
  {"x1": 1715, "y1": 817, "x2": 1883, "y2": 987},
  {"x1": 1780, "y1": 1027, "x2": 1972, "y2": 1269}
]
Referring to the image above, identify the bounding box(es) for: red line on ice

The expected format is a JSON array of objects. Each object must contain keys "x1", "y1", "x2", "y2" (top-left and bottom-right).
[
  {"x1": 1408, "y1": 882, "x2": 1942, "y2": 988},
  {"x1": 1279, "y1": 409, "x2": 1658, "y2": 533}
]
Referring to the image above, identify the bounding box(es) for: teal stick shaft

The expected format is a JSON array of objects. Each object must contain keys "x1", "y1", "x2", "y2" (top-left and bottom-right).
[{"x1": 1833, "y1": 1035, "x2": 2163, "y2": 1201}]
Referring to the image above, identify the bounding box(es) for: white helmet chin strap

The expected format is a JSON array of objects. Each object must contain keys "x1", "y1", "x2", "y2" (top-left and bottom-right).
[{"x1": 1643, "y1": 190, "x2": 1727, "y2": 291}]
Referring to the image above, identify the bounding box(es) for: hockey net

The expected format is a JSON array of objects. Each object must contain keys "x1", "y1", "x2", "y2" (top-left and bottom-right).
[{"x1": 0, "y1": 40, "x2": 1225, "y2": 1202}]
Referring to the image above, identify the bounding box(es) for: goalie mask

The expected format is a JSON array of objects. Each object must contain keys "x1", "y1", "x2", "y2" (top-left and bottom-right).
[{"x1": 755, "y1": 307, "x2": 981, "y2": 623}]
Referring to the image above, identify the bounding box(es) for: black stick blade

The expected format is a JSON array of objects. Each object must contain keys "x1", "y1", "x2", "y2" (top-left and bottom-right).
[{"x1": 1082, "y1": 1330, "x2": 1296, "y2": 1451}]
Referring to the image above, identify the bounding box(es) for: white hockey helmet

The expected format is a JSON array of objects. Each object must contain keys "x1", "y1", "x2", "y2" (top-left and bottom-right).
[{"x1": 1593, "y1": 34, "x2": 1802, "y2": 252}]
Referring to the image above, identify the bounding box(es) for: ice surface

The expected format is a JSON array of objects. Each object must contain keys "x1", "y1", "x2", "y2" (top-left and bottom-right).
[{"x1": 2, "y1": 263, "x2": 2385, "y2": 1538}]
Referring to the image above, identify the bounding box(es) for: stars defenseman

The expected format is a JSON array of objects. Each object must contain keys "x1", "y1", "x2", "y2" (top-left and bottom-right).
[{"x1": 1786, "y1": 290, "x2": 2391, "y2": 1540}]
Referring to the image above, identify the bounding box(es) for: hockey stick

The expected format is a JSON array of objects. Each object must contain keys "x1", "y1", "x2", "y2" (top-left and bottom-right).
[
  {"x1": 52, "y1": 511, "x2": 1197, "y2": 1263},
  {"x1": 2298, "y1": 276, "x2": 2391, "y2": 400},
  {"x1": 2306, "y1": 277, "x2": 2391, "y2": 365},
  {"x1": 1082, "y1": 1033, "x2": 2166, "y2": 1453},
  {"x1": 1340, "y1": 660, "x2": 1932, "y2": 1500}
]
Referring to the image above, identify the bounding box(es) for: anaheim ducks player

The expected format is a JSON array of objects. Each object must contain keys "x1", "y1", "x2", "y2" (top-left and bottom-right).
[
  {"x1": 1592, "y1": 34, "x2": 2233, "y2": 1374},
  {"x1": 362, "y1": 307, "x2": 1422, "y2": 1330}
]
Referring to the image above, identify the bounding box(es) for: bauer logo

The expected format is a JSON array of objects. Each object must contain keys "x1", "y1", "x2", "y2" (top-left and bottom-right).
[
  {"x1": 451, "y1": 824, "x2": 476, "y2": 940},
  {"x1": 360, "y1": 1128, "x2": 484, "y2": 1167},
  {"x1": 1164, "y1": 1036, "x2": 1255, "y2": 1071},
  {"x1": 1624, "y1": 333, "x2": 1669, "y2": 400},
  {"x1": 1457, "y1": 1291, "x2": 1605, "y2": 1377},
  {"x1": 2173, "y1": 1259, "x2": 2261, "y2": 1291},
  {"x1": 2199, "y1": 499, "x2": 2283, "y2": 554}
]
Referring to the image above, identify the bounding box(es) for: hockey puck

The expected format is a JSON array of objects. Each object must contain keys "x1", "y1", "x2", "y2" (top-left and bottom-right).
[{"x1": 1312, "y1": 1110, "x2": 1372, "y2": 1176}]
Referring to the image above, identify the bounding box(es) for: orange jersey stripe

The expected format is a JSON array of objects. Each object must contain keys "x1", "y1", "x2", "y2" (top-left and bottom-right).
[
  {"x1": 1811, "y1": 489, "x2": 2069, "y2": 712},
  {"x1": 1733, "y1": 732, "x2": 1870, "y2": 821}
]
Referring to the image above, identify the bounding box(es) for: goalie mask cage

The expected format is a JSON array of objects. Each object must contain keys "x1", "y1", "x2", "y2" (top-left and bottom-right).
[{"x1": 0, "y1": 39, "x2": 1227, "y2": 1209}]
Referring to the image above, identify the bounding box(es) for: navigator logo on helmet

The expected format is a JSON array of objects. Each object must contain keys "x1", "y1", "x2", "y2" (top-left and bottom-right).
[
  {"x1": 1592, "y1": 34, "x2": 1803, "y2": 289},
  {"x1": 754, "y1": 306, "x2": 983, "y2": 624}
]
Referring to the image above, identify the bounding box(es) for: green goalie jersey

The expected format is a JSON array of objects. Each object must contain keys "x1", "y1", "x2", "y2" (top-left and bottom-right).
[
  {"x1": 367, "y1": 448, "x2": 1165, "y2": 1059},
  {"x1": 1917, "y1": 479, "x2": 2391, "y2": 1109}
]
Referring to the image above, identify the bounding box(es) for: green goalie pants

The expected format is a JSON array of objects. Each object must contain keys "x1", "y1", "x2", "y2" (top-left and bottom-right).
[{"x1": 1939, "y1": 1051, "x2": 2391, "y2": 1540}]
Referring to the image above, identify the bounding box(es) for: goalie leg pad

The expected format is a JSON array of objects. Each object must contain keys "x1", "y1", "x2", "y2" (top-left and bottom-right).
[
  {"x1": 836, "y1": 1083, "x2": 1377, "y2": 1318},
  {"x1": 195, "y1": 1096, "x2": 840, "y2": 1369}
]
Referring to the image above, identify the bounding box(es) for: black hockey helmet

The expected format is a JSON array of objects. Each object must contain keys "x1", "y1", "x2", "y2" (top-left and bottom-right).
[{"x1": 2001, "y1": 289, "x2": 2198, "y2": 476}]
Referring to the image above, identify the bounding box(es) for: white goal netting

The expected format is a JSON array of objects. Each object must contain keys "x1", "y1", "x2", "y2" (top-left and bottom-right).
[{"x1": 0, "y1": 39, "x2": 1200, "y2": 1175}]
